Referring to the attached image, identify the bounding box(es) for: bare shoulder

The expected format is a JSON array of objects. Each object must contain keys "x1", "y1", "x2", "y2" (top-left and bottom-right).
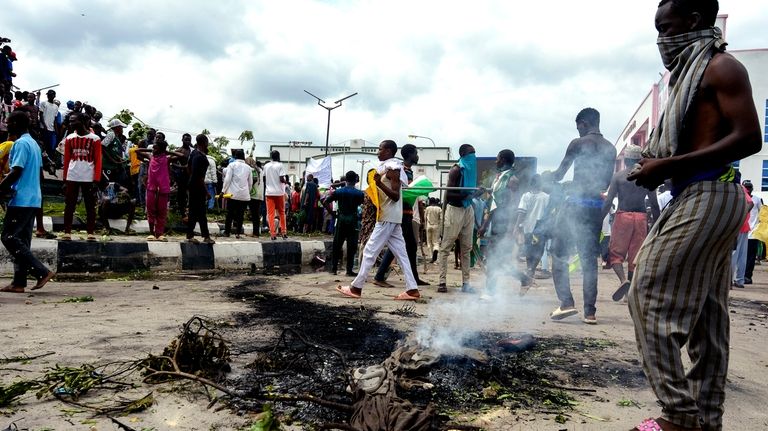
[{"x1": 703, "y1": 52, "x2": 751, "y2": 88}]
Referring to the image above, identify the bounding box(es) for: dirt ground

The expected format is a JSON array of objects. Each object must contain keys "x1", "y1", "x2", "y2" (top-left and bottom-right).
[{"x1": 0, "y1": 258, "x2": 767, "y2": 430}]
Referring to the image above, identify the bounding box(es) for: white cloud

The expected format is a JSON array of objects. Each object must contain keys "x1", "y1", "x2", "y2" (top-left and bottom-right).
[{"x1": 2, "y1": 0, "x2": 765, "y2": 171}]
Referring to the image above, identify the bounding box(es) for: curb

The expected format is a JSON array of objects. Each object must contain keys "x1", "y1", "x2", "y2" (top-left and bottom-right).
[{"x1": 0, "y1": 238, "x2": 338, "y2": 275}]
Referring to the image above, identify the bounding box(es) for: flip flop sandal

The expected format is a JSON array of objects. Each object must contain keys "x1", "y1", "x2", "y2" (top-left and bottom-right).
[
  {"x1": 336, "y1": 285, "x2": 361, "y2": 299},
  {"x1": 613, "y1": 281, "x2": 631, "y2": 302},
  {"x1": 633, "y1": 418, "x2": 665, "y2": 431},
  {"x1": 550, "y1": 307, "x2": 578, "y2": 321},
  {"x1": 394, "y1": 291, "x2": 420, "y2": 301},
  {"x1": 31, "y1": 272, "x2": 55, "y2": 291},
  {"x1": 0, "y1": 284, "x2": 25, "y2": 293},
  {"x1": 372, "y1": 279, "x2": 395, "y2": 288}
]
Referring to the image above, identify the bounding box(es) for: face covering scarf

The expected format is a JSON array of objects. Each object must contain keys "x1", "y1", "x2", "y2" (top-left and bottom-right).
[
  {"x1": 644, "y1": 27, "x2": 726, "y2": 159},
  {"x1": 458, "y1": 153, "x2": 477, "y2": 207}
]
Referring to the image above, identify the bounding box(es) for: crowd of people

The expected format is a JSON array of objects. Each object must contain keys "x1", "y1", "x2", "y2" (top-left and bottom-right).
[{"x1": 0, "y1": 0, "x2": 766, "y2": 428}]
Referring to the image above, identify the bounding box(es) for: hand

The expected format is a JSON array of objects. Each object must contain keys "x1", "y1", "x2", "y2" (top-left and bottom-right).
[
  {"x1": 478, "y1": 227, "x2": 486, "y2": 238},
  {"x1": 373, "y1": 172, "x2": 382, "y2": 186},
  {"x1": 627, "y1": 158, "x2": 673, "y2": 190}
]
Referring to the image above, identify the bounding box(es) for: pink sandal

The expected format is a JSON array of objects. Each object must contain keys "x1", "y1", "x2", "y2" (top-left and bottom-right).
[
  {"x1": 336, "y1": 285, "x2": 361, "y2": 299},
  {"x1": 634, "y1": 418, "x2": 663, "y2": 431}
]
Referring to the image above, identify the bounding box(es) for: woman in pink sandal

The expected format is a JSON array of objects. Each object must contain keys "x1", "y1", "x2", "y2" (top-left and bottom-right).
[{"x1": 336, "y1": 140, "x2": 420, "y2": 301}]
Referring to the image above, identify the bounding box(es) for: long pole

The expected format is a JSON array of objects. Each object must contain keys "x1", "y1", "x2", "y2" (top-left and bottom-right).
[
  {"x1": 304, "y1": 90, "x2": 357, "y2": 157},
  {"x1": 325, "y1": 108, "x2": 332, "y2": 156}
]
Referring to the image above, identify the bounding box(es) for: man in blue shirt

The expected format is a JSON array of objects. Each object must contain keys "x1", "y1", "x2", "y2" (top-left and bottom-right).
[
  {"x1": 324, "y1": 170, "x2": 364, "y2": 276},
  {"x1": 0, "y1": 112, "x2": 55, "y2": 293}
]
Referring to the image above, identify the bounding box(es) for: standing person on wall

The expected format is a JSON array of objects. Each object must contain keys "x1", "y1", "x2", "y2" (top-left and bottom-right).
[{"x1": 263, "y1": 150, "x2": 289, "y2": 240}]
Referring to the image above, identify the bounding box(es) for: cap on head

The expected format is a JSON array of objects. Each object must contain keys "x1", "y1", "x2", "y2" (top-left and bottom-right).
[{"x1": 107, "y1": 119, "x2": 128, "y2": 129}]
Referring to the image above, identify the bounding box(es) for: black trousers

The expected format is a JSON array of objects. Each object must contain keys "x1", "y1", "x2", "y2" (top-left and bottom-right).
[
  {"x1": 746, "y1": 239, "x2": 762, "y2": 280},
  {"x1": 2, "y1": 206, "x2": 50, "y2": 287},
  {"x1": 248, "y1": 199, "x2": 262, "y2": 235},
  {"x1": 176, "y1": 172, "x2": 189, "y2": 215},
  {"x1": 375, "y1": 213, "x2": 420, "y2": 282},
  {"x1": 332, "y1": 219, "x2": 359, "y2": 273},
  {"x1": 187, "y1": 194, "x2": 210, "y2": 239},
  {"x1": 224, "y1": 199, "x2": 247, "y2": 235}
]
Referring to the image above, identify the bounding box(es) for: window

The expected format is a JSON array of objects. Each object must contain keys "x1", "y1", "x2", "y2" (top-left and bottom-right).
[
  {"x1": 765, "y1": 99, "x2": 768, "y2": 143},
  {"x1": 762, "y1": 160, "x2": 768, "y2": 192}
]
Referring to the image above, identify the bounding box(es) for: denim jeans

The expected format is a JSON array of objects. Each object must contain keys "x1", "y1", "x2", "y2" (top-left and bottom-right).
[
  {"x1": 1, "y1": 206, "x2": 50, "y2": 287},
  {"x1": 206, "y1": 183, "x2": 216, "y2": 210},
  {"x1": 550, "y1": 204, "x2": 602, "y2": 316},
  {"x1": 732, "y1": 231, "x2": 748, "y2": 284}
]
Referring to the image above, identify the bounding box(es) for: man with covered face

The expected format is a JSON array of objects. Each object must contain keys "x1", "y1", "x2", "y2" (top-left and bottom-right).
[{"x1": 626, "y1": 1, "x2": 762, "y2": 430}]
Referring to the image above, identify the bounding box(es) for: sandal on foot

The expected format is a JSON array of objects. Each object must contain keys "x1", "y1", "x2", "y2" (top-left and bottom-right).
[
  {"x1": 613, "y1": 281, "x2": 631, "y2": 302},
  {"x1": 394, "y1": 291, "x2": 420, "y2": 301},
  {"x1": 437, "y1": 284, "x2": 448, "y2": 293},
  {"x1": 32, "y1": 272, "x2": 55, "y2": 290},
  {"x1": 550, "y1": 307, "x2": 578, "y2": 321},
  {"x1": 336, "y1": 285, "x2": 361, "y2": 299},
  {"x1": 60, "y1": 233, "x2": 72, "y2": 241},
  {"x1": 86, "y1": 235, "x2": 97, "y2": 242},
  {"x1": 372, "y1": 279, "x2": 395, "y2": 288},
  {"x1": 0, "y1": 284, "x2": 25, "y2": 293}
]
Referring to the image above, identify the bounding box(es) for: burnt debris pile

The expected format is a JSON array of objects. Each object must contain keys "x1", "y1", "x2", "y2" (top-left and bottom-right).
[{"x1": 226, "y1": 281, "x2": 645, "y2": 429}]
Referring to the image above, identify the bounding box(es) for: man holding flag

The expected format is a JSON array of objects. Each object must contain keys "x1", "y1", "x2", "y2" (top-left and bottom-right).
[{"x1": 336, "y1": 140, "x2": 421, "y2": 301}]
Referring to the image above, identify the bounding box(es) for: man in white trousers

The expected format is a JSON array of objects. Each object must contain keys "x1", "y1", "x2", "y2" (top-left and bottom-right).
[{"x1": 336, "y1": 140, "x2": 421, "y2": 301}]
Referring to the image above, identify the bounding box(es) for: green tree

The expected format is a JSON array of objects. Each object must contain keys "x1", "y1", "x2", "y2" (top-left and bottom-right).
[
  {"x1": 238, "y1": 130, "x2": 255, "y2": 157},
  {"x1": 110, "y1": 108, "x2": 150, "y2": 143}
]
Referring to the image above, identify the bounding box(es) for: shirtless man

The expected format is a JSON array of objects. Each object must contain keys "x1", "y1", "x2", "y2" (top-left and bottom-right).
[
  {"x1": 547, "y1": 108, "x2": 616, "y2": 324},
  {"x1": 600, "y1": 144, "x2": 660, "y2": 302},
  {"x1": 627, "y1": 1, "x2": 762, "y2": 430}
]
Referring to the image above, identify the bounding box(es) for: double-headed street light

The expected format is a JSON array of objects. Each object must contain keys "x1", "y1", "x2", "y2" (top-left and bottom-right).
[
  {"x1": 304, "y1": 90, "x2": 358, "y2": 156},
  {"x1": 408, "y1": 134, "x2": 435, "y2": 147}
]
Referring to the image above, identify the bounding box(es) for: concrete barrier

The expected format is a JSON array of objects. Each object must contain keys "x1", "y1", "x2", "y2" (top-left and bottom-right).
[{"x1": 0, "y1": 237, "x2": 335, "y2": 275}]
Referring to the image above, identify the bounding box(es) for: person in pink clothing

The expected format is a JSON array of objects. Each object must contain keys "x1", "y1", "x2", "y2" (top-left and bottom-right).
[{"x1": 136, "y1": 133, "x2": 184, "y2": 241}]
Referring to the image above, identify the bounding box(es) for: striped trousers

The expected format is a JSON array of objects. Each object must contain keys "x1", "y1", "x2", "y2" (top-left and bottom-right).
[{"x1": 629, "y1": 181, "x2": 747, "y2": 430}]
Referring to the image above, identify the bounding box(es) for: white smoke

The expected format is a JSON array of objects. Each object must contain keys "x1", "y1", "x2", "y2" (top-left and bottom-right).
[{"x1": 414, "y1": 242, "x2": 550, "y2": 355}]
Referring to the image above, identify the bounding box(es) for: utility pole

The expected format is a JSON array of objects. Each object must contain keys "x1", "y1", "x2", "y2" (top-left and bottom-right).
[{"x1": 304, "y1": 90, "x2": 358, "y2": 156}]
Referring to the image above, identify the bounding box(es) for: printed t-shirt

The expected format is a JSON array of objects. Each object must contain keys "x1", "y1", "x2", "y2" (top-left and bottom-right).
[{"x1": 64, "y1": 131, "x2": 102, "y2": 182}]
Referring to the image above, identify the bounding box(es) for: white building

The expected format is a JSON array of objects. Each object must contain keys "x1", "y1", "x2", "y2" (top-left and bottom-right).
[
  {"x1": 269, "y1": 139, "x2": 454, "y2": 189},
  {"x1": 614, "y1": 15, "x2": 768, "y2": 198}
]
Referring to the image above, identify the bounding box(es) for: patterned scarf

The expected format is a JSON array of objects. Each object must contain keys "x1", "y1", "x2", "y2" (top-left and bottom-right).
[{"x1": 644, "y1": 27, "x2": 727, "y2": 158}]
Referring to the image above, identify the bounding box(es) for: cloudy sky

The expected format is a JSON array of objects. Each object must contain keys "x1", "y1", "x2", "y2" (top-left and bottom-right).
[{"x1": 3, "y1": 0, "x2": 766, "y2": 170}]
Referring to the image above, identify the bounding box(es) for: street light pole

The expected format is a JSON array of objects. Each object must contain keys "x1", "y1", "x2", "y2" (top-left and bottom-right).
[
  {"x1": 304, "y1": 90, "x2": 358, "y2": 156},
  {"x1": 408, "y1": 134, "x2": 436, "y2": 147}
]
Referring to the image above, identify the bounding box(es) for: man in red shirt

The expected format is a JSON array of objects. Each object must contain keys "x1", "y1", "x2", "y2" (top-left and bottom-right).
[{"x1": 62, "y1": 112, "x2": 101, "y2": 241}]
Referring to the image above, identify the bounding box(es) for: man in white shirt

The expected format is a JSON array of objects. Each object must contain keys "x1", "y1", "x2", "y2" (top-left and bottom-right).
[
  {"x1": 263, "y1": 150, "x2": 289, "y2": 240},
  {"x1": 337, "y1": 140, "x2": 421, "y2": 301},
  {"x1": 222, "y1": 149, "x2": 252, "y2": 239},
  {"x1": 38, "y1": 89, "x2": 59, "y2": 160},
  {"x1": 515, "y1": 174, "x2": 550, "y2": 279},
  {"x1": 205, "y1": 154, "x2": 217, "y2": 209}
]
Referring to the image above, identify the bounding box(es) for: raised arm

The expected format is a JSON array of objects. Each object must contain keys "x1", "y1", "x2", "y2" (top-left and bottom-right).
[{"x1": 376, "y1": 169, "x2": 401, "y2": 202}]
